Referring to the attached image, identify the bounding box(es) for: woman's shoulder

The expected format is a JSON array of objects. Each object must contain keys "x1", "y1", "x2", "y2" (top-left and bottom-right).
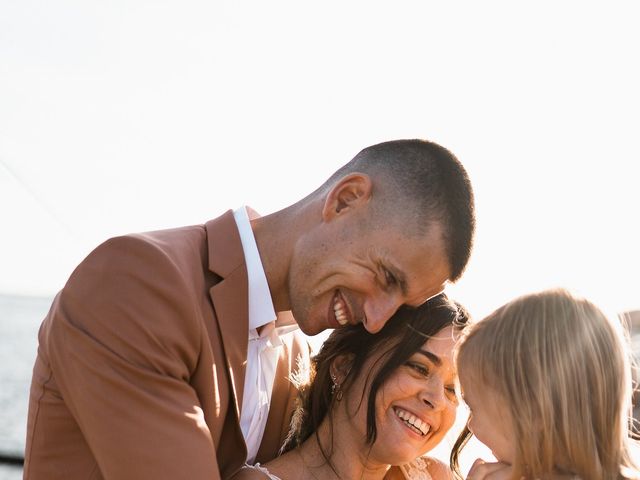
[{"x1": 398, "y1": 456, "x2": 451, "y2": 480}]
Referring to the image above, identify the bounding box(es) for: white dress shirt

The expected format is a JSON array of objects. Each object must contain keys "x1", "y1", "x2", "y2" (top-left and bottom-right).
[{"x1": 233, "y1": 207, "x2": 296, "y2": 464}]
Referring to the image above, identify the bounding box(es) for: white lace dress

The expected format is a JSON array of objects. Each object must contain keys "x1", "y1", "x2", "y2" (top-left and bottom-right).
[
  {"x1": 249, "y1": 457, "x2": 432, "y2": 479},
  {"x1": 398, "y1": 457, "x2": 433, "y2": 480}
]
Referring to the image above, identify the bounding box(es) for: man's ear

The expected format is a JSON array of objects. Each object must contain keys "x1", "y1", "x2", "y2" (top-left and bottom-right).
[
  {"x1": 321, "y1": 173, "x2": 372, "y2": 221},
  {"x1": 330, "y1": 353, "x2": 355, "y2": 385}
]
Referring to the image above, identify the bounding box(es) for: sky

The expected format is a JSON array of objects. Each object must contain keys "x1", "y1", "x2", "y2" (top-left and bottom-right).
[
  {"x1": 1, "y1": 0, "x2": 639, "y2": 473},
  {"x1": 2, "y1": 1, "x2": 638, "y2": 319}
]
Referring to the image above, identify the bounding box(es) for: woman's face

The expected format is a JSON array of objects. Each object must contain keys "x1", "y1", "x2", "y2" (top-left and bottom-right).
[
  {"x1": 338, "y1": 325, "x2": 459, "y2": 466},
  {"x1": 459, "y1": 372, "x2": 515, "y2": 464}
]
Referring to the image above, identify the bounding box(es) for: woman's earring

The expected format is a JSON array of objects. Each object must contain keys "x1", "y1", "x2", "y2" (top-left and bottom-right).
[{"x1": 330, "y1": 373, "x2": 343, "y2": 401}]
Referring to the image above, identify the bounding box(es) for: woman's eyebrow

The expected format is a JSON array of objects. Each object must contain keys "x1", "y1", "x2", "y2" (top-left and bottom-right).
[{"x1": 416, "y1": 349, "x2": 442, "y2": 367}]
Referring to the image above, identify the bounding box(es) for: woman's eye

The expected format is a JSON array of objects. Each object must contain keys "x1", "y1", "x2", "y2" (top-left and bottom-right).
[{"x1": 406, "y1": 362, "x2": 429, "y2": 377}]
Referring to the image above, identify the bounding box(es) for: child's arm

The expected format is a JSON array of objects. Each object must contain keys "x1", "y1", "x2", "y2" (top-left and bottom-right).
[{"x1": 466, "y1": 459, "x2": 580, "y2": 479}]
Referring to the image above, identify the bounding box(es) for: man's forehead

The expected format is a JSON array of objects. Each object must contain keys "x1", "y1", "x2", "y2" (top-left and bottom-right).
[
  {"x1": 395, "y1": 236, "x2": 449, "y2": 272},
  {"x1": 378, "y1": 237, "x2": 451, "y2": 303},
  {"x1": 402, "y1": 263, "x2": 450, "y2": 304}
]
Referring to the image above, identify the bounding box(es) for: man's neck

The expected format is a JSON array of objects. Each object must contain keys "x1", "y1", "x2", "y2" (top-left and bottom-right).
[{"x1": 250, "y1": 199, "x2": 317, "y2": 313}]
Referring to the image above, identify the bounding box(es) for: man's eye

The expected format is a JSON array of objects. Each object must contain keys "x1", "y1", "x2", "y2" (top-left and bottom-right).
[{"x1": 384, "y1": 268, "x2": 397, "y2": 286}]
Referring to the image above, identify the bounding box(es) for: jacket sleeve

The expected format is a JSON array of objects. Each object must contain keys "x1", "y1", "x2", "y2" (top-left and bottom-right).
[{"x1": 46, "y1": 234, "x2": 221, "y2": 479}]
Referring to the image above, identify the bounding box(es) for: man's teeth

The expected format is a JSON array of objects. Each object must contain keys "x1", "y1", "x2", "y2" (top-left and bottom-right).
[
  {"x1": 333, "y1": 298, "x2": 348, "y2": 325},
  {"x1": 395, "y1": 408, "x2": 430, "y2": 436}
]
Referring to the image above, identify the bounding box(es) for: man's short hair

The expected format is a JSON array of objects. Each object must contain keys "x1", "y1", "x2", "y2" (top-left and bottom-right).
[{"x1": 325, "y1": 139, "x2": 475, "y2": 281}]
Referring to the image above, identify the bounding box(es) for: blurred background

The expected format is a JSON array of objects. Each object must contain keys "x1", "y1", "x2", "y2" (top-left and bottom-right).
[{"x1": 1, "y1": 1, "x2": 639, "y2": 478}]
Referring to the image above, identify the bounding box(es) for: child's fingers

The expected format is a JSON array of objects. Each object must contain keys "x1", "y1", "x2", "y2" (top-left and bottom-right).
[{"x1": 466, "y1": 458, "x2": 514, "y2": 480}]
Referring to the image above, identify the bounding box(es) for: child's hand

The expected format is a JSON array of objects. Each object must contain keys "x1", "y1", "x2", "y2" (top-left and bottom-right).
[{"x1": 466, "y1": 458, "x2": 514, "y2": 479}]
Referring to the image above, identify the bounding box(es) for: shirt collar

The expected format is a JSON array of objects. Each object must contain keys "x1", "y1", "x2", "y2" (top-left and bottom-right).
[{"x1": 233, "y1": 206, "x2": 277, "y2": 331}]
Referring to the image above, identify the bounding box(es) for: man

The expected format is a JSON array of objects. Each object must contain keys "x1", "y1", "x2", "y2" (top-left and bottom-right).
[{"x1": 24, "y1": 139, "x2": 475, "y2": 479}]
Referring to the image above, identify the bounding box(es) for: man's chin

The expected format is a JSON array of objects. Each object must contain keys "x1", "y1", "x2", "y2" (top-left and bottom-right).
[
  {"x1": 291, "y1": 314, "x2": 320, "y2": 336},
  {"x1": 298, "y1": 322, "x2": 325, "y2": 337}
]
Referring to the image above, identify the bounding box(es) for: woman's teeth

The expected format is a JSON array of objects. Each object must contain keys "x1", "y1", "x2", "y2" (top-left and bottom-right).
[
  {"x1": 394, "y1": 408, "x2": 430, "y2": 436},
  {"x1": 333, "y1": 298, "x2": 348, "y2": 325}
]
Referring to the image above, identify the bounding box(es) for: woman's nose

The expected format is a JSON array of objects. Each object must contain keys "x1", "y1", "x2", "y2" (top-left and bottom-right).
[{"x1": 420, "y1": 379, "x2": 446, "y2": 411}]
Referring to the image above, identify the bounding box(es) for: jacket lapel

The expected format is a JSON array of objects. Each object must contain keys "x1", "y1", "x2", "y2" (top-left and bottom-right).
[{"x1": 206, "y1": 210, "x2": 249, "y2": 416}]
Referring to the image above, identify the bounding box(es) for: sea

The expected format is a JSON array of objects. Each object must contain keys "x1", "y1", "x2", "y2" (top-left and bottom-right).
[{"x1": 0, "y1": 294, "x2": 51, "y2": 480}]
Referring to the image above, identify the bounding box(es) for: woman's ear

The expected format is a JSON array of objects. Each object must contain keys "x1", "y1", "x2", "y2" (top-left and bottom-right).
[
  {"x1": 330, "y1": 353, "x2": 355, "y2": 385},
  {"x1": 321, "y1": 173, "x2": 372, "y2": 221}
]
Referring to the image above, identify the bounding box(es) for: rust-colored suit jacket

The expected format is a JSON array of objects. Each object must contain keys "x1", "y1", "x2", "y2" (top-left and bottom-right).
[{"x1": 24, "y1": 210, "x2": 309, "y2": 480}]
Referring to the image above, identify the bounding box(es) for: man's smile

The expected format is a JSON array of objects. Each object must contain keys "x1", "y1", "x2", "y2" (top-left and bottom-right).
[{"x1": 331, "y1": 290, "x2": 352, "y2": 327}]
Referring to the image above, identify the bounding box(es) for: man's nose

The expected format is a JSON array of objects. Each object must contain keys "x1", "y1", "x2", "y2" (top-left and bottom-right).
[{"x1": 362, "y1": 293, "x2": 403, "y2": 333}]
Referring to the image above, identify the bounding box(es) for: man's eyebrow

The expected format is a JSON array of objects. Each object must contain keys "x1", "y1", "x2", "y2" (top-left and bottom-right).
[{"x1": 415, "y1": 349, "x2": 442, "y2": 367}]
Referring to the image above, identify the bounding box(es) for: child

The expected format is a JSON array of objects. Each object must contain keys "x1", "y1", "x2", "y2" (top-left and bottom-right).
[{"x1": 452, "y1": 288, "x2": 639, "y2": 480}]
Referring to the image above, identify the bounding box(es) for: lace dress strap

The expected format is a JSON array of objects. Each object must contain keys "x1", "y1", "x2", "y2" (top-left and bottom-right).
[
  {"x1": 399, "y1": 456, "x2": 433, "y2": 480},
  {"x1": 246, "y1": 463, "x2": 282, "y2": 480}
]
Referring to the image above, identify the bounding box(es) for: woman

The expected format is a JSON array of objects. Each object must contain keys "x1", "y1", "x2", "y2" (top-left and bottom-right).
[
  {"x1": 452, "y1": 288, "x2": 640, "y2": 480},
  {"x1": 233, "y1": 293, "x2": 469, "y2": 480}
]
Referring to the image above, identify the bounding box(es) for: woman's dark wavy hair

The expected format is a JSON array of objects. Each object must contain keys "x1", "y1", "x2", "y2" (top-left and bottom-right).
[{"x1": 280, "y1": 293, "x2": 469, "y2": 464}]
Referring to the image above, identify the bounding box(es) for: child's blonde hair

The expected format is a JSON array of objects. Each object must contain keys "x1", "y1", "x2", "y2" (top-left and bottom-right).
[{"x1": 452, "y1": 288, "x2": 639, "y2": 480}]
